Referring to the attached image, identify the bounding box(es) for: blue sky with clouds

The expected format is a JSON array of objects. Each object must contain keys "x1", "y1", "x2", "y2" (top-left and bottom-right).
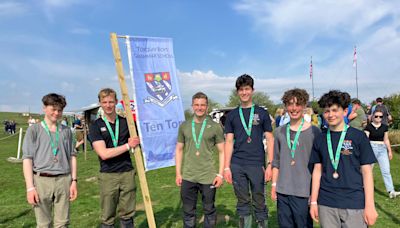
[{"x1": 1, "y1": 0, "x2": 400, "y2": 113}]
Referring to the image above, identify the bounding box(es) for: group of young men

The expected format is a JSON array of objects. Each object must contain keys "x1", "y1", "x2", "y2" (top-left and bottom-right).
[{"x1": 22, "y1": 74, "x2": 379, "y2": 227}]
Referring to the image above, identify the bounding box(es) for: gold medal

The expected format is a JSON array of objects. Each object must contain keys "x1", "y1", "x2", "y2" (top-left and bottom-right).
[
  {"x1": 333, "y1": 172, "x2": 339, "y2": 179},
  {"x1": 196, "y1": 151, "x2": 200, "y2": 156},
  {"x1": 53, "y1": 156, "x2": 58, "y2": 163},
  {"x1": 290, "y1": 160, "x2": 295, "y2": 166}
]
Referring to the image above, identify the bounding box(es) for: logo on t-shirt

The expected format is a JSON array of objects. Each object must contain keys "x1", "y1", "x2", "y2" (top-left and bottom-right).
[
  {"x1": 341, "y1": 140, "x2": 353, "y2": 155},
  {"x1": 100, "y1": 127, "x2": 107, "y2": 132},
  {"x1": 253, "y1": 113, "x2": 260, "y2": 125}
]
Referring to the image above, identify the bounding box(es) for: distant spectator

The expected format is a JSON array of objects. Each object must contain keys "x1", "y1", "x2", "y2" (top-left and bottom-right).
[
  {"x1": 279, "y1": 111, "x2": 290, "y2": 126},
  {"x1": 368, "y1": 97, "x2": 392, "y2": 125},
  {"x1": 349, "y1": 99, "x2": 366, "y2": 130},
  {"x1": 61, "y1": 117, "x2": 69, "y2": 127},
  {"x1": 28, "y1": 116, "x2": 36, "y2": 126},
  {"x1": 275, "y1": 108, "x2": 284, "y2": 128},
  {"x1": 10, "y1": 120, "x2": 16, "y2": 134}
]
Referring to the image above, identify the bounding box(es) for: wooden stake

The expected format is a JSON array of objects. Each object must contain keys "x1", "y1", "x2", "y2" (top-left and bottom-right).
[{"x1": 110, "y1": 33, "x2": 156, "y2": 228}]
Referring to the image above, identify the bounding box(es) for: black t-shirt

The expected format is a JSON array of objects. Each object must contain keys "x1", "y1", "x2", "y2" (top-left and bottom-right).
[
  {"x1": 309, "y1": 127, "x2": 376, "y2": 209},
  {"x1": 364, "y1": 123, "x2": 388, "y2": 141},
  {"x1": 224, "y1": 105, "x2": 272, "y2": 166},
  {"x1": 89, "y1": 116, "x2": 133, "y2": 173}
]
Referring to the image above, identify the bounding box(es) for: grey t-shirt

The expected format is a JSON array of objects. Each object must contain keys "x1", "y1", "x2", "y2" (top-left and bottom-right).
[
  {"x1": 272, "y1": 124, "x2": 321, "y2": 197},
  {"x1": 22, "y1": 123, "x2": 76, "y2": 175}
]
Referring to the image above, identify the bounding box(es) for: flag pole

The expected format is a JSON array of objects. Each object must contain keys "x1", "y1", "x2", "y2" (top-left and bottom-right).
[
  {"x1": 110, "y1": 32, "x2": 156, "y2": 228},
  {"x1": 354, "y1": 45, "x2": 359, "y2": 98},
  {"x1": 310, "y1": 56, "x2": 315, "y2": 100}
]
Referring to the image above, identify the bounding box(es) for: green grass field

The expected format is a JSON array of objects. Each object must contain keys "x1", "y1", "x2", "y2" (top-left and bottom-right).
[{"x1": 0, "y1": 112, "x2": 399, "y2": 227}]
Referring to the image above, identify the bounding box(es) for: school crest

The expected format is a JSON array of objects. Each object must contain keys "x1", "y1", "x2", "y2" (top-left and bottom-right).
[{"x1": 144, "y1": 72, "x2": 178, "y2": 107}]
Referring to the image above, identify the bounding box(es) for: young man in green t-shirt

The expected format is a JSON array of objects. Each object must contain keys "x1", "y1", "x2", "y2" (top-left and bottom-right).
[{"x1": 175, "y1": 92, "x2": 225, "y2": 228}]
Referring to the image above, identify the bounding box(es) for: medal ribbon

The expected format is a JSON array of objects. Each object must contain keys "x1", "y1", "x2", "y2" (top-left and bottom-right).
[
  {"x1": 103, "y1": 115, "x2": 119, "y2": 147},
  {"x1": 239, "y1": 104, "x2": 255, "y2": 138},
  {"x1": 327, "y1": 124, "x2": 348, "y2": 173},
  {"x1": 192, "y1": 118, "x2": 207, "y2": 151},
  {"x1": 41, "y1": 120, "x2": 59, "y2": 156},
  {"x1": 286, "y1": 118, "x2": 304, "y2": 160}
]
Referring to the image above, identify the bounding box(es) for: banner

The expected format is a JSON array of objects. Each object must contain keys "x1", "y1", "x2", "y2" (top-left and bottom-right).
[{"x1": 127, "y1": 36, "x2": 184, "y2": 171}]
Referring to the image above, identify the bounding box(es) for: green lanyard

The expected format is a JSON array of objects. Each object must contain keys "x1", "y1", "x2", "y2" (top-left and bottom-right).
[
  {"x1": 192, "y1": 117, "x2": 207, "y2": 156},
  {"x1": 41, "y1": 120, "x2": 59, "y2": 157},
  {"x1": 286, "y1": 118, "x2": 304, "y2": 165},
  {"x1": 239, "y1": 104, "x2": 255, "y2": 143},
  {"x1": 103, "y1": 115, "x2": 119, "y2": 147},
  {"x1": 327, "y1": 124, "x2": 348, "y2": 179}
]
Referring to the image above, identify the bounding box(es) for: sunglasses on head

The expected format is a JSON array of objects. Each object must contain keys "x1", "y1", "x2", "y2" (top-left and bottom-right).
[{"x1": 374, "y1": 115, "x2": 383, "y2": 119}]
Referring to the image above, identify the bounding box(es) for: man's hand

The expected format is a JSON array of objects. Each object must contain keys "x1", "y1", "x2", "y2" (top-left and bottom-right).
[
  {"x1": 271, "y1": 185, "x2": 277, "y2": 201},
  {"x1": 212, "y1": 175, "x2": 223, "y2": 188},
  {"x1": 27, "y1": 188, "x2": 40, "y2": 205},
  {"x1": 364, "y1": 205, "x2": 378, "y2": 226},
  {"x1": 175, "y1": 174, "x2": 182, "y2": 186},
  {"x1": 310, "y1": 204, "x2": 319, "y2": 223},
  {"x1": 128, "y1": 137, "x2": 140, "y2": 149},
  {"x1": 223, "y1": 168, "x2": 232, "y2": 184},
  {"x1": 264, "y1": 165, "x2": 272, "y2": 182},
  {"x1": 69, "y1": 182, "x2": 78, "y2": 201}
]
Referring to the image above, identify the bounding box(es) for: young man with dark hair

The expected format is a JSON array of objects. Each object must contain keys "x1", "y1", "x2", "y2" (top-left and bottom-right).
[
  {"x1": 309, "y1": 90, "x2": 378, "y2": 227},
  {"x1": 224, "y1": 74, "x2": 274, "y2": 228},
  {"x1": 89, "y1": 88, "x2": 140, "y2": 228},
  {"x1": 175, "y1": 92, "x2": 225, "y2": 228},
  {"x1": 271, "y1": 88, "x2": 320, "y2": 227},
  {"x1": 23, "y1": 93, "x2": 78, "y2": 227}
]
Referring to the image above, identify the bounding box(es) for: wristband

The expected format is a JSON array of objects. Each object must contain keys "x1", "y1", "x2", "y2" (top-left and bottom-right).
[
  {"x1": 216, "y1": 174, "x2": 223, "y2": 179},
  {"x1": 224, "y1": 167, "x2": 230, "y2": 171},
  {"x1": 27, "y1": 187, "x2": 36, "y2": 192},
  {"x1": 72, "y1": 179, "x2": 78, "y2": 183},
  {"x1": 271, "y1": 182, "x2": 277, "y2": 187},
  {"x1": 126, "y1": 143, "x2": 130, "y2": 151},
  {"x1": 310, "y1": 201, "x2": 317, "y2": 205}
]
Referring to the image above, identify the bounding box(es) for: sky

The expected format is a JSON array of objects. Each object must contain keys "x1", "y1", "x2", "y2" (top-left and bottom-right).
[{"x1": 1, "y1": 0, "x2": 400, "y2": 113}]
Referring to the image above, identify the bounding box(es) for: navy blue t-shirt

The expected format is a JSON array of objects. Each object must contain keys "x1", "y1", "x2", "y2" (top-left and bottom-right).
[
  {"x1": 309, "y1": 127, "x2": 376, "y2": 209},
  {"x1": 225, "y1": 105, "x2": 272, "y2": 166},
  {"x1": 89, "y1": 116, "x2": 133, "y2": 173}
]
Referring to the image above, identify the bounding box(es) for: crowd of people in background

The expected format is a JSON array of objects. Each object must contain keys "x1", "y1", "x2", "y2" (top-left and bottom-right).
[{"x1": 3, "y1": 120, "x2": 17, "y2": 134}]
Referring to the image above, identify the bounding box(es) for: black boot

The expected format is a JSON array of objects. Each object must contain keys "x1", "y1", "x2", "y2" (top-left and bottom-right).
[{"x1": 120, "y1": 218, "x2": 134, "y2": 228}]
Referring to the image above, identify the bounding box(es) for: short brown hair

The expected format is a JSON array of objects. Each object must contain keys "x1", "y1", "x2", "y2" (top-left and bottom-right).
[
  {"x1": 351, "y1": 98, "x2": 361, "y2": 105},
  {"x1": 98, "y1": 88, "x2": 117, "y2": 102},
  {"x1": 192, "y1": 92, "x2": 208, "y2": 105},
  {"x1": 42, "y1": 93, "x2": 67, "y2": 109},
  {"x1": 281, "y1": 88, "x2": 309, "y2": 106}
]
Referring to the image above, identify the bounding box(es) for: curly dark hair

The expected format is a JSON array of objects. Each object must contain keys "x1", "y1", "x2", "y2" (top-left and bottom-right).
[
  {"x1": 42, "y1": 93, "x2": 67, "y2": 109},
  {"x1": 281, "y1": 88, "x2": 309, "y2": 106},
  {"x1": 318, "y1": 90, "x2": 350, "y2": 109},
  {"x1": 235, "y1": 74, "x2": 254, "y2": 90}
]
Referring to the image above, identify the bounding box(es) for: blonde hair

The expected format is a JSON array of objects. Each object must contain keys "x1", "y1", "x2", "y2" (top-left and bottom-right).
[{"x1": 98, "y1": 88, "x2": 117, "y2": 102}]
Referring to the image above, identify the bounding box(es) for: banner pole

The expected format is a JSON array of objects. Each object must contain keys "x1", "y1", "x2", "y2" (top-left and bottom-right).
[
  {"x1": 110, "y1": 32, "x2": 156, "y2": 228},
  {"x1": 17, "y1": 128, "x2": 23, "y2": 159}
]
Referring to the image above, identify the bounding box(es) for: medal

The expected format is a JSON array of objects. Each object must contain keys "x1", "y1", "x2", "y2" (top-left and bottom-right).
[
  {"x1": 103, "y1": 116, "x2": 119, "y2": 147},
  {"x1": 333, "y1": 172, "x2": 339, "y2": 179},
  {"x1": 239, "y1": 104, "x2": 255, "y2": 144},
  {"x1": 41, "y1": 120, "x2": 59, "y2": 161},
  {"x1": 192, "y1": 118, "x2": 207, "y2": 156},
  {"x1": 286, "y1": 118, "x2": 304, "y2": 166},
  {"x1": 327, "y1": 124, "x2": 348, "y2": 180}
]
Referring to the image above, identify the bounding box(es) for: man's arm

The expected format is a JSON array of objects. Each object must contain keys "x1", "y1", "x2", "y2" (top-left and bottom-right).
[
  {"x1": 223, "y1": 133, "x2": 234, "y2": 184},
  {"x1": 92, "y1": 137, "x2": 139, "y2": 160},
  {"x1": 361, "y1": 164, "x2": 378, "y2": 226},
  {"x1": 69, "y1": 155, "x2": 78, "y2": 201},
  {"x1": 174, "y1": 142, "x2": 184, "y2": 186},
  {"x1": 348, "y1": 108, "x2": 358, "y2": 120},
  {"x1": 213, "y1": 142, "x2": 225, "y2": 188},
  {"x1": 310, "y1": 163, "x2": 322, "y2": 223},
  {"x1": 23, "y1": 159, "x2": 40, "y2": 205},
  {"x1": 264, "y1": 131, "x2": 274, "y2": 181},
  {"x1": 383, "y1": 132, "x2": 393, "y2": 160}
]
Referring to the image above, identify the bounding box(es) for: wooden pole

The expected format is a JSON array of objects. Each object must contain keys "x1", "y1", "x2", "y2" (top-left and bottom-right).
[
  {"x1": 84, "y1": 127, "x2": 87, "y2": 160},
  {"x1": 110, "y1": 32, "x2": 156, "y2": 228}
]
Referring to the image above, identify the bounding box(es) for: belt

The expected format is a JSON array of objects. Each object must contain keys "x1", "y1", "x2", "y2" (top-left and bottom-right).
[{"x1": 33, "y1": 171, "x2": 66, "y2": 177}]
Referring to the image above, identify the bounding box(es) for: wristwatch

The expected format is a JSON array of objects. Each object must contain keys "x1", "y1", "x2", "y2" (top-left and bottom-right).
[{"x1": 72, "y1": 179, "x2": 78, "y2": 183}]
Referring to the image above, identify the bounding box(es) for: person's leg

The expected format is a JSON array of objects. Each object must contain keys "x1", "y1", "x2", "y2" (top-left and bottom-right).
[
  {"x1": 199, "y1": 183, "x2": 217, "y2": 228},
  {"x1": 53, "y1": 175, "x2": 71, "y2": 228},
  {"x1": 318, "y1": 205, "x2": 341, "y2": 228},
  {"x1": 99, "y1": 172, "x2": 120, "y2": 227},
  {"x1": 246, "y1": 165, "x2": 267, "y2": 225},
  {"x1": 339, "y1": 208, "x2": 367, "y2": 228},
  {"x1": 231, "y1": 163, "x2": 252, "y2": 227},
  {"x1": 276, "y1": 193, "x2": 294, "y2": 228},
  {"x1": 181, "y1": 180, "x2": 199, "y2": 228},
  {"x1": 33, "y1": 175, "x2": 54, "y2": 228},
  {"x1": 288, "y1": 195, "x2": 310, "y2": 228},
  {"x1": 118, "y1": 170, "x2": 136, "y2": 228},
  {"x1": 372, "y1": 143, "x2": 395, "y2": 192}
]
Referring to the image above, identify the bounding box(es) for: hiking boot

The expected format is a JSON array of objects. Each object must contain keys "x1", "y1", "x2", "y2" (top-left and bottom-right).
[
  {"x1": 239, "y1": 215, "x2": 252, "y2": 228},
  {"x1": 389, "y1": 190, "x2": 400, "y2": 199},
  {"x1": 256, "y1": 220, "x2": 267, "y2": 228}
]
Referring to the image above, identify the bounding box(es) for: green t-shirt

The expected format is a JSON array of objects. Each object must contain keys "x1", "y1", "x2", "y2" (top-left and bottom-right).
[
  {"x1": 177, "y1": 116, "x2": 224, "y2": 184},
  {"x1": 349, "y1": 108, "x2": 366, "y2": 130}
]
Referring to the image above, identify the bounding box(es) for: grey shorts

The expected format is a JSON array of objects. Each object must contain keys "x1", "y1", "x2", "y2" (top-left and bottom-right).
[{"x1": 318, "y1": 204, "x2": 367, "y2": 228}]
